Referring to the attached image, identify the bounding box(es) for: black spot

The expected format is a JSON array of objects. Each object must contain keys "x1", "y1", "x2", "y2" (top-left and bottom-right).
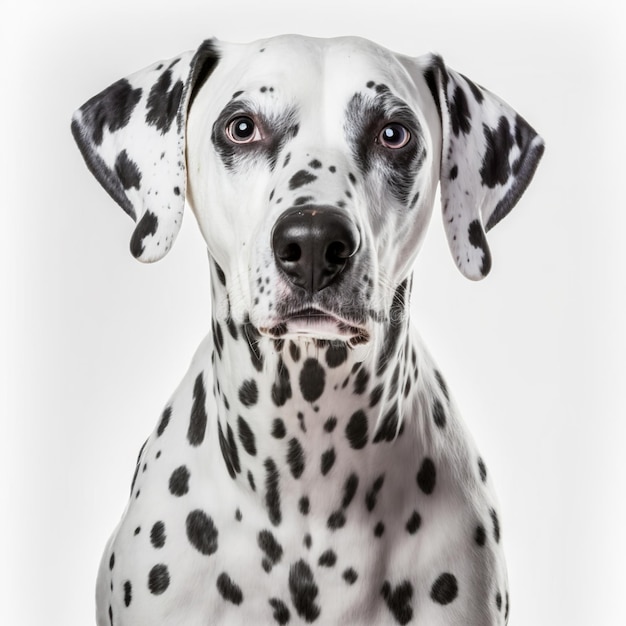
[
  {"x1": 239, "y1": 379, "x2": 259, "y2": 407},
  {"x1": 309, "y1": 159, "x2": 322, "y2": 169},
  {"x1": 258, "y1": 529, "x2": 283, "y2": 571},
  {"x1": 168, "y1": 465, "x2": 190, "y2": 496},
  {"x1": 353, "y1": 367, "x2": 369, "y2": 394},
  {"x1": 218, "y1": 421, "x2": 241, "y2": 478},
  {"x1": 157, "y1": 406, "x2": 171, "y2": 437},
  {"x1": 318, "y1": 550, "x2": 336, "y2": 567},
  {"x1": 188, "y1": 373, "x2": 207, "y2": 446},
  {"x1": 343, "y1": 567, "x2": 358, "y2": 584},
  {"x1": 216, "y1": 572, "x2": 243, "y2": 605},
  {"x1": 416, "y1": 458, "x2": 436, "y2": 495},
  {"x1": 345, "y1": 410, "x2": 368, "y2": 450},
  {"x1": 449, "y1": 164, "x2": 458, "y2": 180},
  {"x1": 287, "y1": 438, "x2": 305, "y2": 479},
  {"x1": 320, "y1": 448, "x2": 335, "y2": 476},
  {"x1": 432, "y1": 398, "x2": 446, "y2": 428},
  {"x1": 77, "y1": 78, "x2": 142, "y2": 147},
  {"x1": 381, "y1": 580, "x2": 414, "y2": 625},
  {"x1": 434, "y1": 370, "x2": 449, "y2": 401},
  {"x1": 468, "y1": 220, "x2": 492, "y2": 276},
  {"x1": 108, "y1": 605, "x2": 112, "y2": 625},
  {"x1": 129, "y1": 210, "x2": 158, "y2": 258},
  {"x1": 299, "y1": 359, "x2": 325, "y2": 403},
  {"x1": 288, "y1": 560, "x2": 321, "y2": 622},
  {"x1": 323, "y1": 416, "x2": 337, "y2": 433},
  {"x1": 237, "y1": 415, "x2": 257, "y2": 456},
  {"x1": 269, "y1": 598, "x2": 291, "y2": 625},
  {"x1": 430, "y1": 573, "x2": 458, "y2": 605},
  {"x1": 150, "y1": 521, "x2": 166, "y2": 548},
  {"x1": 283, "y1": 152, "x2": 292, "y2": 168},
  {"x1": 294, "y1": 195, "x2": 314, "y2": 206},
  {"x1": 148, "y1": 564, "x2": 170, "y2": 595},
  {"x1": 115, "y1": 150, "x2": 142, "y2": 190},
  {"x1": 478, "y1": 457, "x2": 487, "y2": 482},
  {"x1": 109, "y1": 552, "x2": 115, "y2": 570},
  {"x1": 242, "y1": 319, "x2": 264, "y2": 372},
  {"x1": 365, "y1": 474, "x2": 385, "y2": 512},
  {"x1": 373, "y1": 405, "x2": 399, "y2": 443},
  {"x1": 145, "y1": 69, "x2": 184, "y2": 134},
  {"x1": 123, "y1": 580, "x2": 132, "y2": 607},
  {"x1": 130, "y1": 440, "x2": 147, "y2": 494},
  {"x1": 303, "y1": 533, "x2": 312, "y2": 548},
  {"x1": 173, "y1": 186, "x2": 180, "y2": 196},
  {"x1": 289, "y1": 170, "x2": 317, "y2": 190},
  {"x1": 327, "y1": 510, "x2": 346, "y2": 530},
  {"x1": 480, "y1": 116, "x2": 514, "y2": 188},
  {"x1": 289, "y1": 341, "x2": 301, "y2": 362},
  {"x1": 490, "y1": 508, "x2": 501, "y2": 543},
  {"x1": 409, "y1": 191, "x2": 420, "y2": 209},
  {"x1": 248, "y1": 470, "x2": 256, "y2": 491},
  {"x1": 369, "y1": 384, "x2": 384, "y2": 407},
  {"x1": 299, "y1": 496, "x2": 310, "y2": 515},
  {"x1": 505, "y1": 592, "x2": 510, "y2": 621},
  {"x1": 265, "y1": 458, "x2": 282, "y2": 526},
  {"x1": 449, "y1": 85, "x2": 472, "y2": 137},
  {"x1": 341, "y1": 473, "x2": 359, "y2": 509},
  {"x1": 186, "y1": 509, "x2": 219, "y2": 555},
  {"x1": 496, "y1": 591, "x2": 502, "y2": 611},
  {"x1": 406, "y1": 511, "x2": 421, "y2": 534},
  {"x1": 474, "y1": 524, "x2": 487, "y2": 546},
  {"x1": 272, "y1": 357, "x2": 293, "y2": 407},
  {"x1": 235, "y1": 508, "x2": 242, "y2": 522},
  {"x1": 376, "y1": 280, "x2": 408, "y2": 376},
  {"x1": 272, "y1": 418, "x2": 287, "y2": 439},
  {"x1": 374, "y1": 521, "x2": 385, "y2": 537},
  {"x1": 212, "y1": 319, "x2": 224, "y2": 360},
  {"x1": 214, "y1": 262, "x2": 226, "y2": 285},
  {"x1": 461, "y1": 73, "x2": 484, "y2": 103}
]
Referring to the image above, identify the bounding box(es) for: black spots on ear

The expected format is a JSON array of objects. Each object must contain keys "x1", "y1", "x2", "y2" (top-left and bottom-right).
[
  {"x1": 345, "y1": 410, "x2": 369, "y2": 450},
  {"x1": 115, "y1": 150, "x2": 142, "y2": 190},
  {"x1": 78, "y1": 78, "x2": 142, "y2": 146},
  {"x1": 188, "y1": 373, "x2": 208, "y2": 446},
  {"x1": 467, "y1": 220, "x2": 492, "y2": 277},
  {"x1": 289, "y1": 170, "x2": 318, "y2": 190},
  {"x1": 146, "y1": 69, "x2": 184, "y2": 135},
  {"x1": 289, "y1": 560, "x2": 321, "y2": 622},
  {"x1": 430, "y1": 573, "x2": 458, "y2": 605},
  {"x1": 381, "y1": 579, "x2": 414, "y2": 625},
  {"x1": 264, "y1": 458, "x2": 282, "y2": 526},
  {"x1": 480, "y1": 116, "x2": 515, "y2": 189},
  {"x1": 148, "y1": 564, "x2": 170, "y2": 595},
  {"x1": 449, "y1": 85, "x2": 472, "y2": 137},
  {"x1": 423, "y1": 54, "x2": 448, "y2": 124},
  {"x1": 130, "y1": 210, "x2": 158, "y2": 258},
  {"x1": 216, "y1": 572, "x2": 244, "y2": 605},
  {"x1": 186, "y1": 509, "x2": 219, "y2": 555}
]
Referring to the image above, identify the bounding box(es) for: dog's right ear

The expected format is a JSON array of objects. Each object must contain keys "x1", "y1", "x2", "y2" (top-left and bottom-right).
[{"x1": 71, "y1": 39, "x2": 220, "y2": 262}]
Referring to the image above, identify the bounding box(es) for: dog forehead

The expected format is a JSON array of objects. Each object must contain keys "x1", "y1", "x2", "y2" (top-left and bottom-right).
[{"x1": 213, "y1": 35, "x2": 413, "y2": 100}]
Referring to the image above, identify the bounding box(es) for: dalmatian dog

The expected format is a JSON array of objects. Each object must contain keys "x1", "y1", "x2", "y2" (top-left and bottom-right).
[{"x1": 72, "y1": 34, "x2": 544, "y2": 626}]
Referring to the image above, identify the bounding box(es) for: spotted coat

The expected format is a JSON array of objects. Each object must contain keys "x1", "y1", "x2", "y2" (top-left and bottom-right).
[{"x1": 72, "y1": 34, "x2": 543, "y2": 626}]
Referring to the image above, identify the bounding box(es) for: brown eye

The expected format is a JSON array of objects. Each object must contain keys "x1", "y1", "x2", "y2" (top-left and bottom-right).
[
  {"x1": 378, "y1": 123, "x2": 411, "y2": 149},
  {"x1": 226, "y1": 116, "x2": 261, "y2": 144}
]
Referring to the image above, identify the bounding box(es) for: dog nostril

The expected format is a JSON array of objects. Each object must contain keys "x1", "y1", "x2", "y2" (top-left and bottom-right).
[
  {"x1": 326, "y1": 241, "x2": 351, "y2": 264},
  {"x1": 279, "y1": 243, "x2": 302, "y2": 263}
]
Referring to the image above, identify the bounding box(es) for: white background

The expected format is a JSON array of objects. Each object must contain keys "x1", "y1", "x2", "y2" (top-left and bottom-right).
[{"x1": 1, "y1": 0, "x2": 624, "y2": 624}]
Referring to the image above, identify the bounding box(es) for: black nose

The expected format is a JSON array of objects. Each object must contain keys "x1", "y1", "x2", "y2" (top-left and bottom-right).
[{"x1": 272, "y1": 206, "x2": 360, "y2": 293}]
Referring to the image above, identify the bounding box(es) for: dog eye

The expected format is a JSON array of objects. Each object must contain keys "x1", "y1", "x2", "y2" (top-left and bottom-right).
[
  {"x1": 378, "y1": 123, "x2": 411, "y2": 149},
  {"x1": 226, "y1": 116, "x2": 261, "y2": 144}
]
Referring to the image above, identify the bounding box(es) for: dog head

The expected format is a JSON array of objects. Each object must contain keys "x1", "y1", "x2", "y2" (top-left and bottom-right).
[{"x1": 72, "y1": 35, "x2": 544, "y2": 344}]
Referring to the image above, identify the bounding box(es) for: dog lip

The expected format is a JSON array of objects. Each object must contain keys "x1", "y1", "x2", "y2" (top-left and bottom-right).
[{"x1": 260, "y1": 308, "x2": 370, "y2": 345}]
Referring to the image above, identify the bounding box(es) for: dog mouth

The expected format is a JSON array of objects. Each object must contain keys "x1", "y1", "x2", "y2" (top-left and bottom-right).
[{"x1": 259, "y1": 307, "x2": 370, "y2": 345}]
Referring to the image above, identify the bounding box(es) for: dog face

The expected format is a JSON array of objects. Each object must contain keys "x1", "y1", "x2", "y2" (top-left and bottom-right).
[{"x1": 72, "y1": 35, "x2": 544, "y2": 344}]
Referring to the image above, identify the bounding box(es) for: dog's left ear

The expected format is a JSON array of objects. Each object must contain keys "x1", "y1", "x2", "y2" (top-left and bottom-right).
[
  {"x1": 420, "y1": 54, "x2": 545, "y2": 280},
  {"x1": 71, "y1": 40, "x2": 219, "y2": 262}
]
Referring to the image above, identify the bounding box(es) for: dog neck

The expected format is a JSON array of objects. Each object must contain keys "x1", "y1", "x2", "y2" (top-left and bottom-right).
[{"x1": 205, "y1": 260, "x2": 443, "y2": 519}]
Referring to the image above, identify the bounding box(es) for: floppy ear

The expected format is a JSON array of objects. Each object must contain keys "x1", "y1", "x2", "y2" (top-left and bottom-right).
[
  {"x1": 71, "y1": 40, "x2": 219, "y2": 262},
  {"x1": 421, "y1": 54, "x2": 545, "y2": 280}
]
